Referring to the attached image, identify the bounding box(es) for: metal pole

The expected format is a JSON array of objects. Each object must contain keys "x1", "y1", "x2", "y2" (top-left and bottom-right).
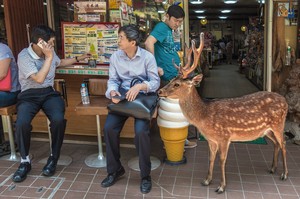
[
  {"x1": 266, "y1": 0, "x2": 273, "y2": 91},
  {"x1": 183, "y1": 0, "x2": 189, "y2": 49}
]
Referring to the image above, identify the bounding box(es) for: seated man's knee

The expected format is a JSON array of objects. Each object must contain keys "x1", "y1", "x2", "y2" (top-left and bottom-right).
[{"x1": 49, "y1": 113, "x2": 65, "y2": 126}]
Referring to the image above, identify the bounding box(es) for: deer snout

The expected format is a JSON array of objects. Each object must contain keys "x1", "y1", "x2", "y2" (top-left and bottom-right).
[{"x1": 157, "y1": 89, "x2": 164, "y2": 97}]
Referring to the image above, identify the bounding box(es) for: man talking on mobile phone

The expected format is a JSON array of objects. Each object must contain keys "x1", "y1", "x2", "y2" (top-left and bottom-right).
[{"x1": 12, "y1": 25, "x2": 90, "y2": 183}]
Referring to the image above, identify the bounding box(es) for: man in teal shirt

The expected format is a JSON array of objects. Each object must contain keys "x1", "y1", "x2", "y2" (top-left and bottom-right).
[
  {"x1": 145, "y1": 5, "x2": 183, "y2": 82},
  {"x1": 145, "y1": 4, "x2": 197, "y2": 148}
]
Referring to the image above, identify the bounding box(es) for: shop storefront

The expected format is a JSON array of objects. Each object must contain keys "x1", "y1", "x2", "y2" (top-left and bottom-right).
[{"x1": 1, "y1": 0, "x2": 299, "y2": 138}]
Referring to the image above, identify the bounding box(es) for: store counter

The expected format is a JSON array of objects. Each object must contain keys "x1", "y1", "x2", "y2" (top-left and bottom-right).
[{"x1": 31, "y1": 65, "x2": 135, "y2": 138}]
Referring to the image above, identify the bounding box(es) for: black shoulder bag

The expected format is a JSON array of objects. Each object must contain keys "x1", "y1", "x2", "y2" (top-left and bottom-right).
[{"x1": 107, "y1": 78, "x2": 159, "y2": 120}]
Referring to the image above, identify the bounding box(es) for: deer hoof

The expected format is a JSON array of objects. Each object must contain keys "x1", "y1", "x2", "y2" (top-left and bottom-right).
[
  {"x1": 280, "y1": 173, "x2": 288, "y2": 181},
  {"x1": 215, "y1": 186, "x2": 225, "y2": 194},
  {"x1": 201, "y1": 179, "x2": 211, "y2": 186},
  {"x1": 268, "y1": 168, "x2": 276, "y2": 174}
]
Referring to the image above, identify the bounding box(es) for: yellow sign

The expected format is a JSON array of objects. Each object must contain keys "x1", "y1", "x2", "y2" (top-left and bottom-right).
[{"x1": 109, "y1": 0, "x2": 132, "y2": 9}]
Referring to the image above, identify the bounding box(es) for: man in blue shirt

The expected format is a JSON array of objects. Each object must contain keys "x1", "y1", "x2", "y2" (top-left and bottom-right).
[
  {"x1": 145, "y1": 5, "x2": 197, "y2": 149},
  {"x1": 101, "y1": 25, "x2": 160, "y2": 194}
]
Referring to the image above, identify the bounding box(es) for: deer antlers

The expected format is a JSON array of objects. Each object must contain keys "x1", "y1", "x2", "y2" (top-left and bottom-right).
[{"x1": 173, "y1": 32, "x2": 205, "y2": 79}]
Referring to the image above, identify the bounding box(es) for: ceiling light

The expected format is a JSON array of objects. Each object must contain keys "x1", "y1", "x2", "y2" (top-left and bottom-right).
[
  {"x1": 257, "y1": 0, "x2": 265, "y2": 3},
  {"x1": 194, "y1": 10, "x2": 205, "y2": 13},
  {"x1": 197, "y1": 16, "x2": 206, "y2": 19},
  {"x1": 190, "y1": 0, "x2": 204, "y2": 5},
  {"x1": 200, "y1": 19, "x2": 208, "y2": 25},
  {"x1": 241, "y1": 25, "x2": 247, "y2": 31},
  {"x1": 221, "y1": 10, "x2": 231, "y2": 13},
  {"x1": 224, "y1": 0, "x2": 238, "y2": 4},
  {"x1": 219, "y1": 16, "x2": 228, "y2": 19}
]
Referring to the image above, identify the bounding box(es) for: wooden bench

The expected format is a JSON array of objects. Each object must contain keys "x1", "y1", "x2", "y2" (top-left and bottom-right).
[{"x1": 75, "y1": 79, "x2": 160, "y2": 170}]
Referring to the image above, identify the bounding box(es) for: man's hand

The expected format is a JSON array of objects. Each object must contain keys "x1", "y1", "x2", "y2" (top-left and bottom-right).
[
  {"x1": 158, "y1": 67, "x2": 164, "y2": 76},
  {"x1": 42, "y1": 44, "x2": 54, "y2": 60},
  {"x1": 78, "y1": 53, "x2": 92, "y2": 61},
  {"x1": 110, "y1": 90, "x2": 122, "y2": 103},
  {"x1": 126, "y1": 84, "x2": 141, "y2": 101}
]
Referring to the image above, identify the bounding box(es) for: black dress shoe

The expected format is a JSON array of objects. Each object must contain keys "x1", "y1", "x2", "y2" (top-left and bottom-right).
[
  {"x1": 101, "y1": 166, "x2": 125, "y2": 187},
  {"x1": 42, "y1": 156, "x2": 58, "y2": 176},
  {"x1": 140, "y1": 176, "x2": 152, "y2": 194},
  {"x1": 12, "y1": 162, "x2": 31, "y2": 182}
]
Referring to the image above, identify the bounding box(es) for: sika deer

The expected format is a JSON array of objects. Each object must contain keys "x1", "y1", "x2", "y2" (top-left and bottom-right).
[{"x1": 158, "y1": 33, "x2": 288, "y2": 193}]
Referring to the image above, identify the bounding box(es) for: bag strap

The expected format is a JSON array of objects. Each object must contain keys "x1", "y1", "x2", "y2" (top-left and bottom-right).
[{"x1": 130, "y1": 77, "x2": 143, "y2": 88}]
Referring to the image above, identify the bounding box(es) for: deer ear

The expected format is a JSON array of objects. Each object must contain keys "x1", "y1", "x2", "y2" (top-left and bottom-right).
[{"x1": 192, "y1": 74, "x2": 203, "y2": 85}]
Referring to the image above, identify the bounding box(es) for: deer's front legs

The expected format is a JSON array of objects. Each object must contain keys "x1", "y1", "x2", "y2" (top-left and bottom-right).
[
  {"x1": 202, "y1": 141, "x2": 218, "y2": 186},
  {"x1": 215, "y1": 142, "x2": 230, "y2": 194}
]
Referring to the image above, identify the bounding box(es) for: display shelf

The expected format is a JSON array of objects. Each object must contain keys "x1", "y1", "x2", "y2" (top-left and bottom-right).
[{"x1": 243, "y1": 17, "x2": 264, "y2": 90}]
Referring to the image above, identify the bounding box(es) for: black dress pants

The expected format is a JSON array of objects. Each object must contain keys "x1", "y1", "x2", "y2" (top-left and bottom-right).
[
  {"x1": 15, "y1": 87, "x2": 66, "y2": 160},
  {"x1": 104, "y1": 113, "x2": 151, "y2": 178}
]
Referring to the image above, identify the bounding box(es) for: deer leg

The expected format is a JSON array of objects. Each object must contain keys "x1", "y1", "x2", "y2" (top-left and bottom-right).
[
  {"x1": 266, "y1": 133, "x2": 280, "y2": 174},
  {"x1": 280, "y1": 140, "x2": 288, "y2": 180},
  {"x1": 202, "y1": 141, "x2": 218, "y2": 186},
  {"x1": 273, "y1": 129, "x2": 288, "y2": 180},
  {"x1": 215, "y1": 142, "x2": 230, "y2": 194}
]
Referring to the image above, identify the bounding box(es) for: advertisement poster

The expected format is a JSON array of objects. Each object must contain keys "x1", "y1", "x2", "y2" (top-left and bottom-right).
[
  {"x1": 74, "y1": 1, "x2": 106, "y2": 22},
  {"x1": 120, "y1": 2, "x2": 129, "y2": 21},
  {"x1": 110, "y1": 10, "x2": 121, "y2": 23},
  {"x1": 62, "y1": 23, "x2": 119, "y2": 65}
]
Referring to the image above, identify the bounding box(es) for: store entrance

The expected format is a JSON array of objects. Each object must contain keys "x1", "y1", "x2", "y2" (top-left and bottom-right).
[{"x1": 189, "y1": 0, "x2": 265, "y2": 99}]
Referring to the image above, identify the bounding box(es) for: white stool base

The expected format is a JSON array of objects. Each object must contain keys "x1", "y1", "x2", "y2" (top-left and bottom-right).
[
  {"x1": 128, "y1": 156, "x2": 161, "y2": 171},
  {"x1": 85, "y1": 153, "x2": 106, "y2": 168},
  {"x1": 0, "y1": 153, "x2": 21, "y2": 161},
  {"x1": 39, "y1": 155, "x2": 72, "y2": 166}
]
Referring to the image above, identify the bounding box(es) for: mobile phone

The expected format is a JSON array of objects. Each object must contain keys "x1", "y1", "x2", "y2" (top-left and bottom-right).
[
  {"x1": 37, "y1": 39, "x2": 47, "y2": 49},
  {"x1": 112, "y1": 95, "x2": 125, "y2": 101}
]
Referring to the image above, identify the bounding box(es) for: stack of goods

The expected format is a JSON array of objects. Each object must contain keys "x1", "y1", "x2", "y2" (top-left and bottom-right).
[{"x1": 280, "y1": 63, "x2": 300, "y2": 145}]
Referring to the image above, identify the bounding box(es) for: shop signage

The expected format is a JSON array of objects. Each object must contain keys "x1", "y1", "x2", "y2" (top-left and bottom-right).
[
  {"x1": 56, "y1": 68, "x2": 109, "y2": 76},
  {"x1": 74, "y1": 1, "x2": 106, "y2": 22},
  {"x1": 109, "y1": 0, "x2": 132, "y2": 9},
  {"x1": 61, "y1": 22, "x2": 119, "y2": 66}
]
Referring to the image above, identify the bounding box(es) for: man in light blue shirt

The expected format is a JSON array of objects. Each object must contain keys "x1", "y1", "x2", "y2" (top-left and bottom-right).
[{"x1": 101, "y1": 25, "x2": 160, "y2": 194}]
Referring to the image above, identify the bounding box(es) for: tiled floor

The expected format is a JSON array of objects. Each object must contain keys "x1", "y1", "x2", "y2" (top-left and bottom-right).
[
  {"x1": 1, "y1": 63, "x2": 299, "y2": 199},
  {"x1": 1, "y1": 135, "x2": 300, "y2": 199}
]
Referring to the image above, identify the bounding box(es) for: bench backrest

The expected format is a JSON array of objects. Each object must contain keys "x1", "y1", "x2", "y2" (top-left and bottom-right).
[{"x1": 88, "y1": 79, "x2": 108, "y2": 96}]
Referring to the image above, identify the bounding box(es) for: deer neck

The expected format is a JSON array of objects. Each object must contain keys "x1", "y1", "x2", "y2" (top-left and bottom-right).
[{"x1": 177, "y1": 87, "x2": 206, "y2": 123}]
